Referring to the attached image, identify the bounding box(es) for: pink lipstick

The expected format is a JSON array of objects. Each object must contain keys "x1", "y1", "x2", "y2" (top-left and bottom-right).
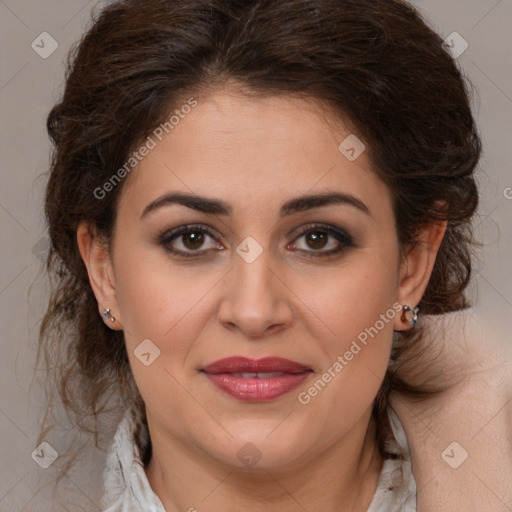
[{"x1": 201, "y1": 357, "x2": 312, "y2": 402}]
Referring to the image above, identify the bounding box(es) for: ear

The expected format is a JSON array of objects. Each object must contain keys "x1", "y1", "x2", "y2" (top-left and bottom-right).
[
  {"x1": 393, "y1": 219, "x2": 447, "y2": 331},
  {"x1": 76, "y1": 221, "x2": 123, "y2": 330}
]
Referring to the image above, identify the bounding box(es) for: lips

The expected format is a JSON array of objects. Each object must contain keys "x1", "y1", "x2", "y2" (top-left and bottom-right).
[{"x1": 201, "y1": 357, "x2": 313, "y2": 402}]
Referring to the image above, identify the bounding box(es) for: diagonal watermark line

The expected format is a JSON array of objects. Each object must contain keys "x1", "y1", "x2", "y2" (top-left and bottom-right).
[
  {"x1": 162, "y1": 367, "x2": 234, "y2": 438},
  {"x1": 476, "y1": 269, "x2": 512, "y2": 309},
  {"x1": 265, "y1": 471, "x2": 310, "y2": 512},
  {"x1": 19, "y1": 491, "x2": 38, "y2": 512},
  {"x1": 201, "y1": 470, "x2": 234, "y2": 503},
  {"x1": 470, "y1": 469, "x2": 509, "y2": 509},
  {"x1": 266, "y1": 266, "x2": 336, "y2": 336},
  {"x1": 0, "y1": 266, "x2": 28, "y2": 297},
  {"x1": 0, "y1": 472, "x2": 29, "y2": 505},
  {"x1": 264, "y1": 409, "x2": 295, "y2": 439},
  {"x1": 0, "y1": 406, "x2": 29, "y2": 439},
  {"x1": 0, "y1": 203, "x2": 30, "y2": 233},
  {"x1": 474, "y1": 205, "x2": 499, "y2": 232},
  {"x1": 265, "y1": 164, "x2": 337, "y2": 235},
  {"x1": 65, "y1": 475, "x2": 101, "y2": 511},
  {"x1": 61, "y1": 0, "x2": 93, "y2": 29},
  {"x1": 377, "y1": 379, "x2": 442, "y2": 441},
  {"x1": 162, "y1": 163, "x2": 195, "y2": 193},
  {"x1": 471, "y1": 60, "x2": 512, "y2": 104},
  {"x1": 0, "y1": 1, "x2": 29, "y2": 29},
  {"x1": 165, "y1": 267, "x2": 233, "y2": 338},
  {"x1": 270, "y1": 262, "x2": 345, "y2": 363},
  {"x1": 0, "y1": 62, "x2": 29, "y2": 92},
  {"x1": 411, "y1": 469, "x2": 440, "y2": 506},
  {"x1": 472, "y1": 0, "x2": 503, "y2": 30},
  {"x1": 163, "y1": 163, "x2": 237, "y2": 241},
  {"x1": 471, "y1": 396, "x2": 512, "y2": 439}
]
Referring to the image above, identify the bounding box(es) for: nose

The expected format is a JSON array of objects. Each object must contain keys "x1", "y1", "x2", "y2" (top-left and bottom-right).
[{"x1": 217, "y1": 246, "x2": 293, "y2": 339}]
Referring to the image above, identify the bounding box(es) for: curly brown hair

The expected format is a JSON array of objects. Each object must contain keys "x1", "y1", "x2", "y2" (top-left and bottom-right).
[{"x1": 39, "y1": 0, "x2": 481, "y2": 470}]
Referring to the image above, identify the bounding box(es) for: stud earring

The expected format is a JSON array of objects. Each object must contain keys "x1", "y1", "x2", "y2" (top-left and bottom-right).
[
  {"x1": 102, "y1": 308, "x2": 116, "y2": 323},
  {"x1": 401, "y1": 305, "x2": 419, "y2": 327}
]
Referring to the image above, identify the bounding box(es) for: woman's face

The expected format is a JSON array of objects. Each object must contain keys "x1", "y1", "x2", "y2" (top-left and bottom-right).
[{"x1": 89, "y1": 88, "x2": 420, "y2": 469}]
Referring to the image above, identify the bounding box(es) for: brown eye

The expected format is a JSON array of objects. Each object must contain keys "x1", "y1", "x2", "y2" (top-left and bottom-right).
[
  {"x1": 182, "y1": 230, "x2": 205, "y2": 250},
  {"x1": 158, "y1": 224, "x2": 222, "y2": 258},
  {"x1": 304, "y1": 231, "x2": 328, "y2": 250},
  {"x1": 289, "y1": 223, "x2": 354, "y2": 257}
]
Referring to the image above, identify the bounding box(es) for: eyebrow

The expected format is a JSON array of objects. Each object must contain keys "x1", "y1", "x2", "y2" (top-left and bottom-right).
[{"x1": 140, "y1": 191, "x2": 371, "y2": 220}]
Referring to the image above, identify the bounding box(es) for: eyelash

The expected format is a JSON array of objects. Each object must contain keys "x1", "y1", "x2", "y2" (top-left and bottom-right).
[{"x1": 157, "y1": 223, "x2": 354, "y2": 259}]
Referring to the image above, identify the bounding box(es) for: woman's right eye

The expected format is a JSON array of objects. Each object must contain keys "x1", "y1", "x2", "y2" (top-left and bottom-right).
[{"x1": 158, "y1": 225, "x2": 224, "y2": 258}]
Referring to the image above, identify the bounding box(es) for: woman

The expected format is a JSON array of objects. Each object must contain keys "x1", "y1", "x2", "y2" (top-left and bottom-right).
[{"x1": 39, "y1": 0, "x2": 483, "y2": 510}]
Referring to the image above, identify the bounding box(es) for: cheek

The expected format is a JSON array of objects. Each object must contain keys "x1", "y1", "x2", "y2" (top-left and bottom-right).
[
  {"x1": 113, "y1": 252, "x2": 222, "y2": 412},
  {"x1": 115, "y1": 261, "x2": 210, "y2": 419},
  {"x1": 113, "y1": 239, "x2": 211, "y2": 341},
  {"x1": 292, "y1": 251, "x2": 399, "y2": 347},
  {"x1": 292, "y1": 252, "x2": 398, "y2": 410},
  {"x1": 297, "y1": 314, "x2": 395, "y2": 444}
]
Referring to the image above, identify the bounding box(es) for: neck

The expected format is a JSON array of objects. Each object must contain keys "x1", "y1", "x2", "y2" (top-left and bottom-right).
[{"x1": 145, "y1": 409, "x2": 383, "y2": 512}]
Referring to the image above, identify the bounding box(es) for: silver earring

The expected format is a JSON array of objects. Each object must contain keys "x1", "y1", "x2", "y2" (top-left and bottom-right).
[
  {"x1": 401, "y1": 305, "x2": 419, "y2": 326},
  {"x1": 102, "y1": 308, "x2": 116, "y2": 323}
]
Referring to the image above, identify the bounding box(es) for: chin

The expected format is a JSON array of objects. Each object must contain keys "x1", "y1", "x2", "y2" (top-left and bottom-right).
[{"x1": 202, "y1": 421, "x2": 316, "y2": 471}]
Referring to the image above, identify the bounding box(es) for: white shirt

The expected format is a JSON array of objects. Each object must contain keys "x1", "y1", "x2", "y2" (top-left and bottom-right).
[{"x1": 100, "y1": 405, "x2": 417, "y2": 511}]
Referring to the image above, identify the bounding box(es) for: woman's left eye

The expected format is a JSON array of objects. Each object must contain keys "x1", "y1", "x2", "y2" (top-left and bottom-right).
[
  {"x1": 157, "y1": 223, "x2": 353, "y2": 259},
  {"x1": 288, "y1": 223, "x2": 354, "y2": 256}
]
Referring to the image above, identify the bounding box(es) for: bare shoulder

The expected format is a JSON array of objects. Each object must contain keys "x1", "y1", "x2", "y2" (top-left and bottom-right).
[{"x1": 390, "y1": 309, "x2": 512, "y2": 511}]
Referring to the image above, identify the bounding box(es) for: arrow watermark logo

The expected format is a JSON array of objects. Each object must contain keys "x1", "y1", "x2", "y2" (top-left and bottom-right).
[
  {"x1": 31, "y1": 441, "x2": 58, "y2": 469},
  {"x1": 441, "y1": 441, "x2": 468, "y2": 469},
  {"x1": 31, "y1": 32, "x2": 58, "y2": 59},
  {"x1": 442, "y1": 32, "x2": 468, "y2": 59},
  {"x1": 31, "y1": 235, "x2": 50, "y2": 263},
  {"x1": 237, "y1": 442, "x2": 263, "y2": 468},
  {"x1": 236, "y1": 236, "x2": 263, "y2": 264},
  {"x1": 134, "y1": 338, "x2": 161, "y2": 366},
  {"x1": 338, "y1": 134, "x2": 366, "y2": 162}
]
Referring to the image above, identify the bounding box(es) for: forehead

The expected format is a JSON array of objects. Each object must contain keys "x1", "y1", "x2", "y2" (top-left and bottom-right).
[{"x1": 118, "y1": 89, "x2": 393, "y2": 221}]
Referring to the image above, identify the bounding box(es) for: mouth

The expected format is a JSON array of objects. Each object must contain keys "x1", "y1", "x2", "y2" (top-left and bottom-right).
[{"x1": 201, "y1": 357, "x2": 313, "y2": 402}]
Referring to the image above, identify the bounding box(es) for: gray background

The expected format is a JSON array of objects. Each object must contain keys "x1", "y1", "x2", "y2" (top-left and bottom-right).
[{"x1": 1, "y1": 0, "x2": 511, "y2": 510}]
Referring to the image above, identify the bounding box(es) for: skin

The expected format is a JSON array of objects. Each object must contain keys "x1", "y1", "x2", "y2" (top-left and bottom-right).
[{"x1": 77, "y1": 85, "x2": 446, "y2": 512}]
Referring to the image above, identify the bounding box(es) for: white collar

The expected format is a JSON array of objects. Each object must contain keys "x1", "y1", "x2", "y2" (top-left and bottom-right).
[{"x1": 101, "y1": 405, "x2": 416, "y2": 511}]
